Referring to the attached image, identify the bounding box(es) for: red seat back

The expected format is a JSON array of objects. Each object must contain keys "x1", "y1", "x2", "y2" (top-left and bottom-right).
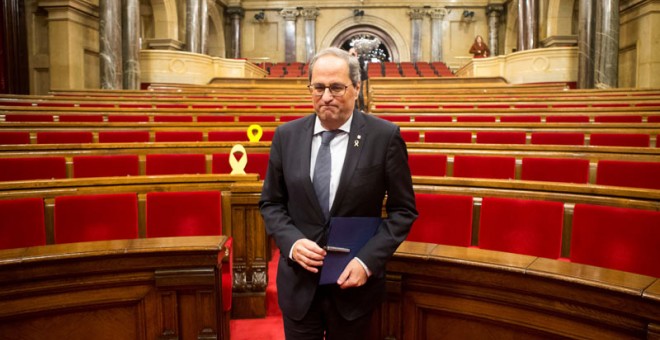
[
  {"x1": 208, "y1": 131, "x2": 249, "y2": 142},
  {"x1": 571, "y1": 204, "x2": 660, "y2": 277},
  {"x1": 424, "y1": 131, "x2": 472, "y2": 143},
  {"x1": 153, "y1": 115, "x2": 193, "y2": 122},
  {"x1": 108, "y1": 115, "x2": 150, "y2": 122},
  {"x1": 73, "y1": 155, "x2": 140, "y2": 178},
  {"x1": 37, "y1": 131, "x2": 93, "y2": 144},
  {"x1": 456, "y1": 116, "x2": 496, "y2": 123},
  {"x1": 238, "y1": 115, "x2": 276, "y2": 122},
  {"x1": 400, "y1": 130, "x2": 420, "y2": 143},
  {"x1": 0, "y1": 157, "x2": 66, "y2": 181},
  {"x1": 0, "y1": 131, "x2": 30, "y2": 144},
  {"x1": 0, "y1": 198, "x2": 46, "y2": 249},
  {"x1": 212, "y1": 153, "x2": 269, "y2": 179},
  {"x1": 531, "y1": 132, "x2": 585, "y2": 146},
  {"x1": 146, "y1": 154, "x2": 206, "y2": 175},
  {"x1": 154, "y1": 131, "x2": 204, "y2": 142},
  {"x1": 5, "y1": 114, "x2": 53, "y2": 122},
  {"x1": 453, "y1": 155, "x2": 515, "y2": 180},
  {"x1": 98, "y1": 131, "x2": 150, "y2": 143},
  {"x1": 546, "y1": 115, "x2": 589, "y2": 123},
  {"x1": 59, "y1": 115, "x2": 104, "y2": 122},
  {"x1": 414, "y1": 116, "x2": 452, "y2": 123},
  {"x1": 594, "y1": 115, "x2": 642, "y2": 123},
  {"x1": 479, "y1": 197, "x2": 564, "y2": 258},
  {"x1": 596, "y1": 160, "x2": 660, "y2": 189},
  {"x1": 407, "y1": 193, "x2": 473, "y2": 246},
  {"x1": 476, "y1": 131, "x2": 527, "y2": 144},
  {"x1": 521, "y1": 157, "x2": 590, "y2": 184},
  {"x1": 54, "y1": 193, "x2": 138, "y2": 243},
  {"x1": 197, "y1": 115, "x2": 235, "y2": 122},
  {"x1": 500, "y1": 115, "x2": 541, "y2": 123},
  {"x1": 589, "y1": 133, "x2": 650, "y2": 147},
  {"x1": 146, "y1": 191, "x2": 222, "y2": 237},
  {"x1": 407, "y1": 154, "x2": 447, "y2": 177}
]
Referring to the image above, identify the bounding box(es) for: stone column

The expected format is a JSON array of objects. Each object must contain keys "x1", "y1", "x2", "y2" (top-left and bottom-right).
[
  {"x1": 428, "y1": 8, "x2": 447, "y2": 62},
  {"x1": 301, "y1": 8, "x2": 319, "y2": 62},
  {"x1": 227, "y1": 7, "x2": 244, "y2": 58},
  {"x1": 486, "y1": 5, "x2": 504, "y2": 56},
  {"x1": 200, "y1": 0, "x2": 209, "y2": 54},
  {"x1": 517, "y1": 0, "x2": 539, "y2": 51},
  {"x1": 408, "y1": 8, "x2": 425, "y2": 62},
  {"x1": 122, "y1": 0, "x2": 140, "y2": 89},
  {"x1": 594, "y1": 0, "x2": 619, "y2": 88},
  {"x1": 100, "y1": 0, "x2": 122, "y2": 89},
  {"x1": 577, "y1": 0, "x2": 596, "y2": 88},
  {"x1": 280, "y1": 8, "x2": 299, "y2": 63},
  {"x1": 186, "y1": 0, "x2": 200, "y2": 53}
]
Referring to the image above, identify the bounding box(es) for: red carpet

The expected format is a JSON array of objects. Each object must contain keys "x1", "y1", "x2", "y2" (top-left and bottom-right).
[{"x1": 230, "y1": 245, "x2": 285, "y2": 340}]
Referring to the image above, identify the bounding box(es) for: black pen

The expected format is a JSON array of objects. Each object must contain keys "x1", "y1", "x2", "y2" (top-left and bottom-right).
[{"x1": 324, "y1": 246, "x2": 350, "y2": 253}]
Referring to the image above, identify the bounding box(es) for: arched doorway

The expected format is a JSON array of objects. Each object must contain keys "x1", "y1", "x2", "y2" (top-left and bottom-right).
[{"x1": 330, "y1": 25, "x2": 400, "y2": 63}]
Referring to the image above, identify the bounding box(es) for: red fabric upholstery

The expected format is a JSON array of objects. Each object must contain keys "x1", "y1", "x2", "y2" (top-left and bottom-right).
[
  {"x1": 378, "y1": 115, "x2": 410, "y2": 122},
  {"x1": 108, "y1": 115, "x2": 150, "y2": 122},
  {"x1": 400, "y1": 130, "x2": 420, "y2": 142},
  {"x1": 594, "y1": 115, "x2": 643, "y2": 123},
  {"x1": 456, "y1": 116, "x2": 496, "y2": 123},
  {"x1": 208, "y1": 131, "x2": 248, "y2": 142},
  {"x1": 414, "y1": 116, "x2": 452, "y2": 123},
  {"x1": 37, "y1": 131, "x2": 93, "y2": 144},
  {"x1": 521, "y1": 157, "x2": 590, "y2": 184},
  {"x1": 0, "y1": 198, "x2": 46, "y2": 249},
  {"x1": 596, "y1": 160, "x2": 660, "y2": 189},
  {"x1": 546, "y1": 115, "x2": 589, "y2": 123},
  {"x1": 153, "y1": 115, "x2": 193, "y2": 122},
  {"x1": 0, "y1": 157, "x2": 66, "y2": 181},
  {"x1": 648, "y1": 115, "x2": 660, "y2": 122},
  {"x1": 500, "y1": 115, "x2": 541, "y2": 123},
  {"x1": 197, "y1": 115, "x2": 235, "y2": 122},
  {"x1": 5, "y1": 114, "x2": 53, "y2": 122},
  {"x1": 453, "y1": 155, "x2": 515, "y2": 179},
  {"x1": 424, "y1": 131, "x2": 472, "y2": 143},
  {"x1": 280, "y1": 115, "x2": 305, "y2": 122},
  {"x1": 154, "y1": 131, "x2": 204, "y2": 142},
  {"x1": 476, "y1": 131, "x2": 527, "y2": 144},
  {"x1": 407, "y1": 193, "x2": 473, "y2": 246},
  {"x1": 531, "y1": 132, "x2": 585, "y2": 145},
  {"x1": 146, "y1": 154, "x2": 206, "y2": 175},
  {"x1": 590, "y1": 133, "x2": 650, "y2": 147},
  {"x1": 407, "y1": 154, "x2": 447, "y2": 177},
  {"x1": 54, "y1": 193, "x2": 139, "y2": 244},
  {"x1": 98, "y1": 131, "x2": 150, "y2": 143},
  {"x1": 238, "y1": 115, "x2": 276, "y2": 122},
  {"x1": 0, "y1": 132, "x2": 30, "y2": 144},
  {"x1": 571, "y1": 204, "x2": 660, "y2": 277},
  {"x1": 73, "y1": 155, "x2": 140, "y2": 178},
  {"x1": 146, "y1": 191, "x2": 222, "y2": 237},
  {"x1": 212, "y1": 153, "x2": 270, "y2": 179},
  {"x1": 479, "y1": 197, "x2": 564, "y2": 258},
  {"x1": 58, "y1": 115, "x2": 104, "y2": 122}
]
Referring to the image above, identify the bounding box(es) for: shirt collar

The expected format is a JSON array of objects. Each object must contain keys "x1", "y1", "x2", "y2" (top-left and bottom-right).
[{"x1": 313, "y1": 114, "x2": 353, "y2": 136}]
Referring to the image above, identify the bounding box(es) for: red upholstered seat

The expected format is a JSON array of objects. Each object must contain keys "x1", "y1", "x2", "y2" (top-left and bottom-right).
[
  {"x1": 571, "y1": 204, "x2": 660, "y2": 277},
  {"x1": 546, "y1": 115, "x2": 590, "y2": 123},
  {"x1": 238, "y1": 115, "x2": 276, "y2": 122},
  {"x1": 145, "y1": 190, "x2": 233, "y2": 311},
  {"x1": 212, "y1": 152, "x2": 269, "y2": 179},
  {"x1": 594, "y1": 115, "x2": 643, "y2": 123},
  {"x1": 146, "y1": 154, "x2": 206, "y2": 175},
  {"x1": 98, "y1": 131, "x2": 150, "y2": 143},
  {"x1": 153, "y1": 115, "x2": 193, "y2": 122},
  {"x1": 500, "y1": 115, "x2": 541, "y2": 123},
  {"x1": 54, "y1": 193, "x2": 139, "y2": 244},
  {"x1": 531, "y1": 132, "x2": 585, "y2": 146},
  {"x1": 108, "y1": 115, "x2": 150, "y2": 122},
  {"x1": 4, "y1": 114, "x2": 53, "y2": 122},
  {"x1": 154, "y1": 131, "x2": 204, "y2": 142},
  {"x1": 280, "y1": 115, "x2": 305, "y2": 122},
  {"x1": 476, "y1": 131, "x2": 527, "y2": 144},
  {"x1": 407, "y1": 154, "x2": 447, "y2": 177},
  {"x1": 0, "y1": 131, "x2": 30, "y2": 144},
  {"x1": 378, "y1": 115, "x2": 410, "y2": 122},
  {"x1": 478, "y1": 197, "x2": 564, "y2": 259},
  {"x1": 73, "y1": 155, "x2": 140, "y2": 178},
  {"x1": 589, "y1": 133, "x2": 650, "y2": 147},
  {"x1": 0, "y1": 157, "x2": 66, "y2": 181},
  {"x1": 197, "y1": 115, "x2": 235, "y2": 122},
  {"x1": 37, "y1": 131, "x2": 93, "y2": 144},
  {"x1": 456, "y1": 116, "x2": 496, "y2": 123},
  {"x1": 0, "y1": 198, "x2": 46, "y2": 250},
  {"x1": 648, "y1": 115, "x2": 660, "y2": 122},
  {"x1": 407, "y1": 193, "x2": 473, "y2": 246},
  {"x1": 400, "y1": 130, "x2": 420, "y2": 142},
  {"x1": 596, "y1": 160, "x2": 660, "y2": 190},
  {"x1": 521, "y1": 157, "x2": 590, "y2": 184},
  {"x1": 208, "y1": 131, "x2": 249, "y2": 142},
  {"x1": 424, "y1": 131, "x2": 472, "y2": 143},
  {"x1": 414, "y1": 116, "x2": 452, "y2": 123},
  {"x1": 453, "y1": 155, "x2": 515, "y2": 180},
  {"x1": 58, "y1": 115, "x2": 104, "y2": 122}
]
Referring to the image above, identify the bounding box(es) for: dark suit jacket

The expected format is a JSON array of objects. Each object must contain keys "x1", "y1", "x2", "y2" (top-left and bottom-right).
[{"x1": 259, "y1": 109, "x2": 417, "y2": 321}]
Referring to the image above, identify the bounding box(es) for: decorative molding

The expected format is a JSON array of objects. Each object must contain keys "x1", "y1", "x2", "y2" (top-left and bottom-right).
[
  {"x1": 486, "y1": 4, "x2": 505, "y2": 16},
  {"x1": 226, "y1": 6, "x2": 244, "y2": 18},
  {"x1": 408, "y1": 7, "x2": 426, "y2": 20},
  {"x1": 300, "y1": 7, "x2": 320, "y2": 20},
  {"x1": 279, "y1": 8, "x2": 299, "y2": 20},
  {"x1": 428, "y1": 8, "x2": 448, "y2": 20}
]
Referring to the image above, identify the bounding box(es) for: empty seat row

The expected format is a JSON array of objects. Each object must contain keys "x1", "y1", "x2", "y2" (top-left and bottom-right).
[
  {"x1": 2, "y1": 113, "x2": 305, "y2": 123},
  {"x1": 407, "y1": 194, "x2": 660, "y2": 277},
  {"x1": 379, "y1": 114, "x2": 660, "y2": 123},
  {"x1": 0, "y1": 130, "x2": 276, "y2": 144}
]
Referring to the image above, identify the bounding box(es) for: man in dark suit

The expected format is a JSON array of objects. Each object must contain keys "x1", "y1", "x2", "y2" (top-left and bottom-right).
[{"x1": 259, "y1": 47, "x2": 417, "y2": 339}]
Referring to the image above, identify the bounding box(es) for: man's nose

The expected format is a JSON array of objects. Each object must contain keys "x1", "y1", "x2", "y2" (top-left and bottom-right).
[{"x1": 321, "y1": 88, "x2": 334, "y2": 101}]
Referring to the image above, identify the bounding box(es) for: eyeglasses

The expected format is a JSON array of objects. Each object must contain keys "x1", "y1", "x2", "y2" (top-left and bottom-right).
[{"x1": 307, "y1": 83, "x2": 352, "y2": 97}]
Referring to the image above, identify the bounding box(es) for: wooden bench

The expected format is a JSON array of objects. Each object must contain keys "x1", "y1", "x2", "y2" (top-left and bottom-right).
[{"x1": 0, "y1": 236, "x2": 231, "y2": 339}]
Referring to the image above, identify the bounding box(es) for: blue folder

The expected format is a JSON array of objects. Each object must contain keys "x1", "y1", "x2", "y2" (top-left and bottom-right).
[{"x1": 319, "y1": 216, "x2": 382, "y2": 285}]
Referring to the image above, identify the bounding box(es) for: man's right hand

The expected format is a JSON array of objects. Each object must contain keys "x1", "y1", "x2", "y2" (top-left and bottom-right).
[{"x1": 291, "y1": 239, "x2": 327, "y2": 273}]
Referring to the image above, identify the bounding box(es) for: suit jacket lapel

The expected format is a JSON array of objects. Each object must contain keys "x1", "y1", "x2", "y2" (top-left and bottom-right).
[{"x1": 331, "y1": 110, "x2": 365, "y2": 216}]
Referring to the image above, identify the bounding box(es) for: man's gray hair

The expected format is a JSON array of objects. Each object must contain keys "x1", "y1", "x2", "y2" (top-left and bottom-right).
[{"x1": 308, "y1": 47, "x2": 361, "y2": 85}]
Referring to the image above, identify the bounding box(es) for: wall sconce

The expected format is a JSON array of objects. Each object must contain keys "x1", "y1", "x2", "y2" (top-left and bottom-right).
[
  {"x1": 462, "y1": 10, "x2": 475, "y2": 21},
  {"x1": 353, "y1": 9, "x2": 364, "y2": 17},
  {"x1": 254, "y1": 10, "x2": 265, "y2": 22}
]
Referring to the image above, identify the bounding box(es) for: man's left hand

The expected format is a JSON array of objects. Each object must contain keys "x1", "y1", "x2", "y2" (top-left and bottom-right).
[{"x1": 337, "y1": 259, "x2": 368, "y2": 289}]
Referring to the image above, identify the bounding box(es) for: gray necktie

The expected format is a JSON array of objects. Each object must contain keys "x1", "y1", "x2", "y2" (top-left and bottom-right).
[{"x1": 313, "y1": 130, "x2": 339, "y2": 219}]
